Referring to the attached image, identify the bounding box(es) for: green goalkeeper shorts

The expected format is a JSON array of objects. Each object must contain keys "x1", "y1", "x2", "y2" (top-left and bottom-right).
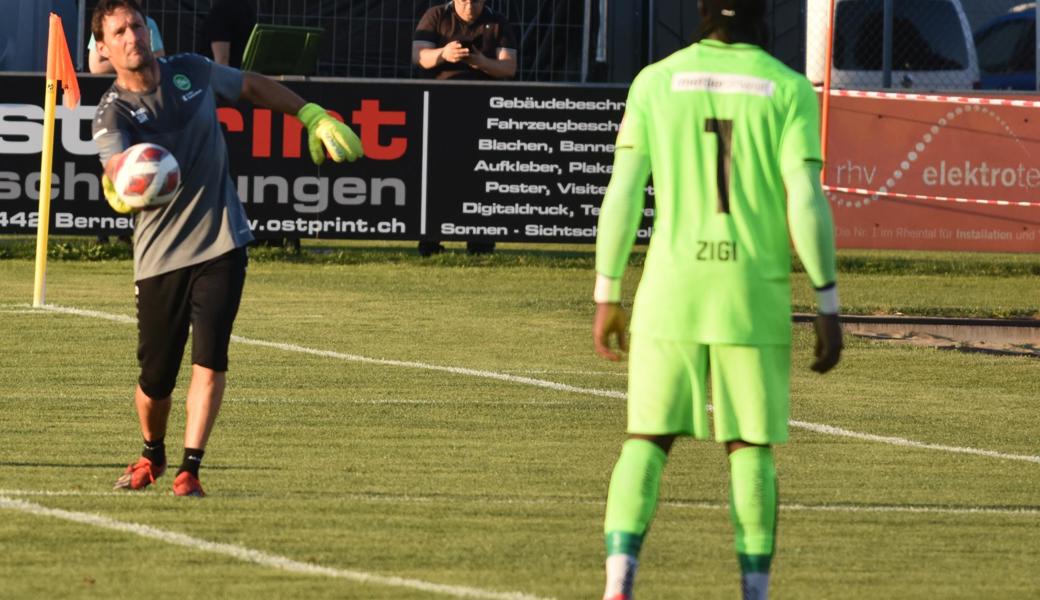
[{"x1": 627, "y1": 335, "x2": 790, "y2": 444}]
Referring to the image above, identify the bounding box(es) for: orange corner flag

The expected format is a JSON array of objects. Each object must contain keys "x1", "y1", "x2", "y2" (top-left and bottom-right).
[
  {"x1": 34, "y1": 12, "x2": 80, "y2": 306},
  {"x1": 47, "y1": 13, "x2": 80, "y2": 109}
]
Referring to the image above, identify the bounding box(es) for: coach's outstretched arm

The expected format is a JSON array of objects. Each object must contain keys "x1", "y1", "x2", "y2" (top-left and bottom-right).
[
  {"x1": 593, "y1": 145, "x2": 651, "y2": 361},
  {"x1": 785, "y1": 160, "x2": 843, "y2": 373},
  {"x1": 239, "y1": 72, "x2": 364, "y2": 164}
]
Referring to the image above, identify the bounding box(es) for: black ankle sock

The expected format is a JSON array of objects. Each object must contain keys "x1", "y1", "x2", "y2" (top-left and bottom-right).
[
  {"x1": 142, "y1": 438, "x2": 166, "y2": 465},
  {"x1": 178, "y1": 448, "x2": 205, "y2": 477}
]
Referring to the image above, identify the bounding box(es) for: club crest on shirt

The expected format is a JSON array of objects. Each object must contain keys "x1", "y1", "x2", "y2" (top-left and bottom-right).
[
  {"x1": 131, "y1": 107, "x2": 150, "y2": 123},
  {"x1": 173, "y1": 74, "x2": 191, "y2": 91}
]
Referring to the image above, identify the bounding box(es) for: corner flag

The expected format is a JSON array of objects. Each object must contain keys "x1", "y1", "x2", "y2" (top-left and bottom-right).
[
  {"x1": 33, "y1": 13, "x2": 81, "y2": 307},
  {"x1": 49, "y1": 13, "x2": 81, "y2": 109}
]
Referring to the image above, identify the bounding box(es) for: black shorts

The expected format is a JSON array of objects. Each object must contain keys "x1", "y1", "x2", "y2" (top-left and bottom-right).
[{"x1": 135, "y1": 246, "x2": 248, "y2": 400}]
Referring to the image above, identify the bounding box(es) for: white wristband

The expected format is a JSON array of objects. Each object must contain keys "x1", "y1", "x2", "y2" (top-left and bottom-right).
[
  {"x1": 594, "y1": 273, "x2": 622, "y2": 304},
  {"x1": 816, "y1": 286, "x2": 840, "y2": 315}
]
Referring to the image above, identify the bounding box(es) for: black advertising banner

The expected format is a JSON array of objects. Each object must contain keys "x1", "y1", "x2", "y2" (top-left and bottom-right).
[
  {"x1": 0, "y1": 74, "x2": 652, "y2": 242},
  {"x1": 222, "y1": 79, "x2": 423, "y2": 240},
  {"x1": 425, "y1": 84, "x2": 654, "y2": 242},
  {"x1": 0, "y1": 77, "x2": 121, "y2": 235}
]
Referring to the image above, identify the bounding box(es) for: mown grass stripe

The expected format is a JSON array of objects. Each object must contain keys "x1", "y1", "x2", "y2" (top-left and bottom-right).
[
  {"x1": 0, "y1": 495, "x2": 553, "y2": 600},
  {"x1": 35, "y1": 304, "x2": 1040, "y2": 465},
  {"x1": 1, "y1": 489, "x2": 1036, "y2": 518}
]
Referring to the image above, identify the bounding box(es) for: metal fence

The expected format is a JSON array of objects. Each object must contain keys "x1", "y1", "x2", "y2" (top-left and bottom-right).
[
  {"x1": 86, "y1": 0, "x2": 592, "y2": 81},
  {"x1": 805, "y1": 0, "x2": 983, "y2": 91},
  {"x1": 63, "y1": 0, "x2": 1040, "y2": 91}
]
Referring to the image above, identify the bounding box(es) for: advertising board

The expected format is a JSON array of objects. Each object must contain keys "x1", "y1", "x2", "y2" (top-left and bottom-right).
[{"x1": 2, "y1": 74, "x2": 1036, "y2": 251}]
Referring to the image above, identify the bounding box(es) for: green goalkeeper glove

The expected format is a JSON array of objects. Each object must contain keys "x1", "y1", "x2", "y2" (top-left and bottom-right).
[
  {"x1": 297, "y1": 103, "x2": 363, "y2": 165},
  {"x1": 102, "y1": 173, "x2": 137, "y2": 215}
]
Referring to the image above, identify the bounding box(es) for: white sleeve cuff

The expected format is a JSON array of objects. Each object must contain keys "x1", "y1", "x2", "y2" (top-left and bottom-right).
[
  {"x1": 816, "y1": 286, "x2": 840, "y2": 315},
  {"x1": 594, "y1": 273, "x2": 622, "y2": 304}
]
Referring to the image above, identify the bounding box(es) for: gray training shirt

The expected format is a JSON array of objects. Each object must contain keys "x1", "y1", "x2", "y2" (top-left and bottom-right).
[{"x1": 93, "y1": 53, "x2": 255, "y2": 281}]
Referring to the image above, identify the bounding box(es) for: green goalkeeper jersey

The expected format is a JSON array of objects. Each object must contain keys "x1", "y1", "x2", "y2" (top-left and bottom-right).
[{"x1": 597, "y1": 40, "x2": 827, "y2": 344}]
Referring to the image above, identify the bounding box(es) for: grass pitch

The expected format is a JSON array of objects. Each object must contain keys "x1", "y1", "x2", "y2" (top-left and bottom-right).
[{"x1": 0, "y1": 244, "x2": 1037, "y2": 599}]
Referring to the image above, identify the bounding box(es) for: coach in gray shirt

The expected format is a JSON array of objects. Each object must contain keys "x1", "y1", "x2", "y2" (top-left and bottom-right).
[{"x1": 92, "y1": 0, "x2": 363, "y2": 497}]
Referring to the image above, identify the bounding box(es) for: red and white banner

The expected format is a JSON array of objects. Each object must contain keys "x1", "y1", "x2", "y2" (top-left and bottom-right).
[{"x1": 824, "y1": 91, "x2": 1040, "y2": 252}]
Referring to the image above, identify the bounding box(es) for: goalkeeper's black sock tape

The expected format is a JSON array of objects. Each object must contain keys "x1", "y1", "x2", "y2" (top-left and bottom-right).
[{"x1": 178, "y1": 448, "x2": 205, "y2": 477}]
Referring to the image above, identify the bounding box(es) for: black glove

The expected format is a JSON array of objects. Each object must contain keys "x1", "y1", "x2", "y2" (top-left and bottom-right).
[{"x1": 811, "y1": 313, "x2": 843, "y2": 373}]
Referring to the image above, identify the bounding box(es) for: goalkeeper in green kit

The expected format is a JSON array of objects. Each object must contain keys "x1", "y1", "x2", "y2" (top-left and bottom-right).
[{"x1": 592, "y1": 0, "x2": 842, "y2": 598}]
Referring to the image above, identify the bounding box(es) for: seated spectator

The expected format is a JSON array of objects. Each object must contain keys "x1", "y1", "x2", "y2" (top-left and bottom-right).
[
  {"x1": 87, "y1": 14, "x2": 164, "y2": 74},
  {"x1": 412, "y1": 0, "x2": 519, "y2": 255},
  {"x1": 206, "y1": 0, "x2": 257, "y2": 68}
]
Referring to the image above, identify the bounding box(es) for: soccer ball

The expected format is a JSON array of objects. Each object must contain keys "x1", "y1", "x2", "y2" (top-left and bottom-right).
[{"x1": 113, "y1": 143, "x2": 181, "y2": 209}]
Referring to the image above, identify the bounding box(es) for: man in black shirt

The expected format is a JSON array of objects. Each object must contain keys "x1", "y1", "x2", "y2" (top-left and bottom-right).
[
  {"x1": 413, "y1": 0, "x2": 517, "y2": 80},
  {"x1": 206, "y1": 0, "x2": 257, "y2": 68},
  {"x1": 413, "y1": 0, "x2": 517, "y2": 254}
]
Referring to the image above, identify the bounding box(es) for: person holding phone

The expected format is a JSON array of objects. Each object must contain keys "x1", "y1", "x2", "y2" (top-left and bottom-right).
[
  {"x1": 411, "y1": 0, "x2": 519, "y2": 255},
  {"x1": 412, "y1": 0, "x2": 517, "y2": 81}
]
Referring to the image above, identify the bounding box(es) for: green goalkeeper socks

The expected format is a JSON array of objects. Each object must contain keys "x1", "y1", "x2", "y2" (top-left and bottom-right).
[
  {"x1": 728, "y1": 446, "x2": 778, "y2": 573},
  {"x1": 603, "y1": 439, "x2": 668, "y2": 556}
]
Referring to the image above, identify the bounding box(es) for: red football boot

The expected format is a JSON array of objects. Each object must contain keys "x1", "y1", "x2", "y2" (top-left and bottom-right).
[
  {"x1": 173, "y1": 471, "x2": 206, "y2": 497},
  {"x1": 113, "y1": 457, "x2": 166, "y2": 490}
]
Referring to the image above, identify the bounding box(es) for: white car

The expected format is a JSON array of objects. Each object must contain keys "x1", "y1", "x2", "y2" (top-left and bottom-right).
[{"x1": 806, "y1": 0, "x2": 980, "y2": 90}]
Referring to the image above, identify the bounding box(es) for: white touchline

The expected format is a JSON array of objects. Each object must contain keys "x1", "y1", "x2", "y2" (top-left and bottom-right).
[
  {"x1": 35, "y1": 304, "x2": 1040, "y2": 465},
  {"x1": 0, "y1": 495, "x2": 553, "y2": 600},
  {"x1": 228, "y1": 335, "x2": 626, "y2": 399},
  {"x1": 788, "y1": 420, "x2": 1040, "y2": 464},
  {"x1": 506, "y1": 369, "x2": 627, "y2": 376}
]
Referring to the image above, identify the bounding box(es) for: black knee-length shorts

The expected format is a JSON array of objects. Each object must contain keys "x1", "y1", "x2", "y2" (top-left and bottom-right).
[{"x1": 135, "y1": 246, "x2": 248, "y2": 400}]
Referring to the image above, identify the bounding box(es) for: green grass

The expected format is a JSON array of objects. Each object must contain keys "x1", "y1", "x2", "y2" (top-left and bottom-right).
[
  {"x1": 0, "y1": 249, "x2": 1038, "y2": 599},
  {"x1": 3, "y1": 237, "x2": 1037, "y2": 317}
]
